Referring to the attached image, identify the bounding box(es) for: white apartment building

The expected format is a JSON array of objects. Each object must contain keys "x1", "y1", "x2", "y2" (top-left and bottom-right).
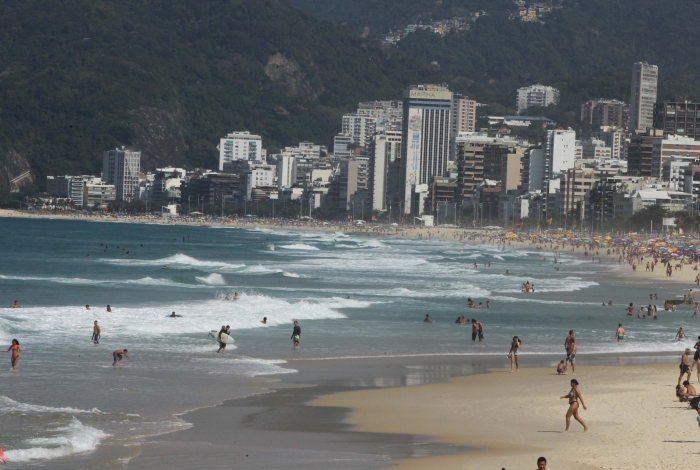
[
  {"x1": 630, "y1": 62, "x2": 658, "y2": 131},
  {"x1": 662, "y1": 157, "x2": 697, "y2": 191},
  {"x1": 342, "y1": 114, "x2": 376, "y2": 149},
  {"x1": 357, "y1": 101, "x2": 403, "y2": 124},
  {"x1": 102, "y1": 148, "x2": 141, "y2": 201},
  {"x1": 651, "y1": 135, "x2": 700, "y2": 178},
  {"x1": 281, "y1": 142, "x2": 323, "y2": 160},
  {"x1": 579, "y1": 138, "x2": 612, "y2": 160},
  {"x1": 516, "y1": 84, "x2": 559, "y2": 114},
  {"x1": 242, "y1": 166, "x2": 275, "y2": 200},
  {"x1": 544, "y1": 128, "x2": 576, "y2": 179},
  {"x1": 595, "y1": 126, "x2": 624, "y2": 160},
  {"x1": 277, "y1": 155, "x2": 297, "y2": 188},
  {"x1": 218, "y1": 131, "x2": 263, "y2": 170},
  {"x1": 371, "y1": 130, "x2": 402, "y2": 211}
]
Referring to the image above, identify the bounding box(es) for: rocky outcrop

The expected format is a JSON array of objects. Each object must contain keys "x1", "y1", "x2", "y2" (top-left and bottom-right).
[
  {"x1": 0, "y1": 149, "x2": 34, "y2": 193},
  {"x1": 128, "y1": 106, "x2": 190, "y2": 171},
  {"x1": 264, "y1": 53, "x2": 323, "y2": 101}
]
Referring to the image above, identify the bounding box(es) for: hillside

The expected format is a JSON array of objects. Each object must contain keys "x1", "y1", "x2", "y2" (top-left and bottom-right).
[
  {"x1": 293, "y1": 0, "x2": 700, "y2": 118},
  {"x1": 0, "y1": 0, "x2": 437, "y2": 191}
]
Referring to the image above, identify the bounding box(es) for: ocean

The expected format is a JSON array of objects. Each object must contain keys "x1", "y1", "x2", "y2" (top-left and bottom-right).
[{"x1": 0, "y1": 218, "x2": 692, "y2": 466}]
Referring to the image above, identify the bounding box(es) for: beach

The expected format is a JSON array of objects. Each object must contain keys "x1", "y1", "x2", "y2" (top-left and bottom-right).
[{"x1": 0, "y1": 216, "x2": 698, "y2": 469}]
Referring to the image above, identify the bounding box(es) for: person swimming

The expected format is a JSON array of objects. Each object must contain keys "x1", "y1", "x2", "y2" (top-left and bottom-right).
[
  {"x1": 106, "y1": 305, "x2": 112, "y2": 312},
  {"x1": 9, "y1": 301, "x2": 20, "y2": 308},
  {"x1": 233, "y1": 293, "x2": 239, "y2": 300},
  {"x1": 261, "y1": 317, "x2": 267, "y2": 324},
  {"x1": 168, "y1": 312, "x2": 181, "y2": 318}
]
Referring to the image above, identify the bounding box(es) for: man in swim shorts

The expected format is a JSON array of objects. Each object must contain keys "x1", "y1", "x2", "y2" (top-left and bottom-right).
[
  {"x1": 616, "y1": 324, "x2": 625, "y2": 342},
  {"x1": 291, "y1": 321, "x2": 301, "y2": 348},
  {"x1": 565, "y1": 331, "x2": 577, "y2": 374},
  {"x1": 471, "y1": 320, "x2": 478, "y2": 341},
  {"x1": 112, "y1": 349, "x2": 130, "y2": 366},
  {"x1": 92, "y1": 321, "x2": 101, "y2": 344}
]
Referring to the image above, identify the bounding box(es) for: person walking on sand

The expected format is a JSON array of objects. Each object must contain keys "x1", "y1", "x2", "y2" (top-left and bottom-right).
[
  {"x1": 679, "y1": 348, "x2": 692, "y2": 385},
  {"x1": 508, "y1": 336, "x2": 521, "y2": 372},
  {"x1": 92, "y1": 321, "x2": 101, "y2": 345},
  {"x1": 5, "y1": 339, "x2": 21, "y2": 370},
  {"x1": 691, "y1": 336, "x2": 700, "y2": 383},
  {"x1": 615, "y1": 324, "x2": 625, "y2": 343},
  {"x1": 112, "y1": 349, "x2": 130, "y2": 366},
  {"x1": 560, "y1": 378, "x2": 588, "y2": 432},
  {"x1": 291, "y1": 321, "x2": 301, "y2": 348}
]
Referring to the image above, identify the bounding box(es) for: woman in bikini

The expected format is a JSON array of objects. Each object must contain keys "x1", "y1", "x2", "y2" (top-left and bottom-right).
[
  {"x1": 560, "y1": 379, "x2": 588, "y2": 432},
  {"x1": 508, "y1": 336, "x2": 521, "y2": 372},
  {"x1": 6, "y1": 339, "x2": 21, "y2": 370}
]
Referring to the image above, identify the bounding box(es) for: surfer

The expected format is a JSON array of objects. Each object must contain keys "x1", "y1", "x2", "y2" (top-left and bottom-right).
[
  {"x1": 9, "y1": 301, "x2": 20, "y2": 308},
  {"x1": 6, "y1": 339, "x2": 21, "y2": 370},
  {"x1": 168, "y1": 312, "x2": 181, "y2": 318},
  {"x1": 291, "y1": 321, "x2": 301, "y2": 348},
  {"x1": 216, "y1": 325, "x2": 229, "y2": 353},
  {"x1": 112, "y1": 349, "x2": 130, "y2": 366},
  {"x1": 92, "y1": 321, "x2": 101, "y2": 344}
]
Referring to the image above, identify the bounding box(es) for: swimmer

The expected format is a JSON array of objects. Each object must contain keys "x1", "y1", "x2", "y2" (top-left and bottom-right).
[
  {"x1": 9, "y1": 301, "x2": 20, "y2": 308},
  {"x1": 615, "y1": 324, "x2": 625, "y2": 343},
  {"x1": 261, "y1": 317, "x2": 267, "y2": 324},
  {"x1": 505, "y1": 270, "x2": 510, "y2": 275},
  {"x1": 92, "y1": 321, "x2": 101, "y2": 344},
  {"x1": 6, "y1": 339, "x2": 21, "y2": 370},
  {"x1": 106, "y1": 305, "x2": 112, "y2": 312},
  {"x1": 168, "y1": 312, "x2": 181, "y2": 318},
  {"x1": 233, "y1": 293, "x2": 239, "y2": 301},
  {"x1": 162, "y1": 265, "x2": 169, "y2": 270},
  {"x1": 675, "y1": 328, "x2": 687, "y2": 341},
  {"x1": 423, "y1": 314, "x2": 432, "y2": 323},
  {"x1": 478, "y1": 302, "x2": 483, "y2": 309},
  {"x1": 112, "y1": 349, "x2": 130, "y2": 366},
  {"x1": 85, "y1": 305, "x2": 90, "y2": 310},
  {"x1": 224, "y1": 293, "x2": 231, "y2": 301},
  {"x1": 486, "y1": 301, "x2": 490, "y2": 309}
]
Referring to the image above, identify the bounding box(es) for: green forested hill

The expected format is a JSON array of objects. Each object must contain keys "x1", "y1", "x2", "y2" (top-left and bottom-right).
[
  {"x1": 293, "y1": 0, "x2": 700, "y2": 109},
  {"x1": 0, "y1": 0, "x2": 436, "y2": 190}
]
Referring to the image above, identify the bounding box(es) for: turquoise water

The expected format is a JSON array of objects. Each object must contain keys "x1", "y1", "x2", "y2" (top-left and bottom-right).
[{"x1": 0, "y1": 218, "x2": 693, "y2": 465}]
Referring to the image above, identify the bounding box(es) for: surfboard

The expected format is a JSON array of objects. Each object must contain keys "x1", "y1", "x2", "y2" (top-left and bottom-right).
[{"x1": 209, "y1": 330, "x2": 235, "y2": 344}]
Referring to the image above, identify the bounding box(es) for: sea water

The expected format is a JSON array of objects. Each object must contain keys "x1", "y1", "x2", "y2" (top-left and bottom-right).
[{"x1": 0, "y1": 218, "x2": 692, "y2": 465}]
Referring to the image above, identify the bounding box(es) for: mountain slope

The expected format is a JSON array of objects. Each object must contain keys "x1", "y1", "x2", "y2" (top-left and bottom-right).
[
  {"x1": 294, "y1": 0, "x2": 700, "y2": 106},
  {"x1": 0, "y1": 0, "x2": 437, "y2": 189}
]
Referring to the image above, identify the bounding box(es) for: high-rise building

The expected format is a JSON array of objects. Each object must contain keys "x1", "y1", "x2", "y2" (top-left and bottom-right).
[
  {"x1": 516, "y1": 85, "x2": 559, "y2": 114},
  {"x1": 102, "y1": 148, "x2": 141, "y2": 201},
  {"x1": 580, "y1": 99, "x2": 628, "y2": 130},
  {"x1": 543, "y1": 128, "x2": 576, "y2": 180},
  {"x1": 654, "y1": 101, "x2": 700, "y2": 140},
  {"x1": 627, "y1": 129, "x2": 663, "y2": 177},
  {"x1": 339, "y1": 158, "x2": 370, "y2": 210},
  {"x1": 400, "y1": 84, "x2": 453, "y2": 214},
  {"x1": 451, "y1": 94, "x2": 477, "y2": 135},
  {"x1": 357, "y1": 101, "x2": 403, "y2": 124},
  {"x1": 371, "y1": 130, "x2": 402, "y2": 212},
  {"x1": 341, "y1": 114, "x2": 376, "y2": 149},
  {"x1": 218, "y1": 131, "x2": 263, "y2": 170},
  {"x1": 630, "y1": 62, "x2": 658, "y2": 131},
  {"x1": 595, "y1": 127, "x2": 624, "y2": 160},
  {"x1": 277, "y1": 155, "x2": 297, "y2": 189}
]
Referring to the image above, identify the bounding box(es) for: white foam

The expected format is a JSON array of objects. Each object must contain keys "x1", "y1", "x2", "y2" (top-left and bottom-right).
[
  {"x1": 0, "y1": 396, "x2": 99, "y2": 415},
  {"x1": 195, "y1": 273, "x2": 227, "y2": 285},
  {"x1": 4, "y1": 418, "x2": 107, "y2": 462},
  {"x1": 98, "y1": 253, "x2": 245, "y2": 272},
  {"x1": 279, "y1": 243, "x2": 320, "y2": 251}
]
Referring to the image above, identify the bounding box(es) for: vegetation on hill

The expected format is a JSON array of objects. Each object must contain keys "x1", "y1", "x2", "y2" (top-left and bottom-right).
[
  {"x1": 0, "y1": 0, "x2": 438, "y2": 190},
  {"x1": 295, "y1": 0, "x2": 700, "y2": 132}
]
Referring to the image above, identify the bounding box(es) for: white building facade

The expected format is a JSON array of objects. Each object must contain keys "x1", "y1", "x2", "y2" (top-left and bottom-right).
[
  {"x1": 630, "y1": 62, "x2": 658, "y2": 131},
  {"x1": 218, "y1": 131, "x2": 263, "y2": 170},
  {"x1": 102, "y1": 148, "x2": 141, "y2": 201},
  {"x1": 516, "y1": 84, "x2": 559, "y2": 113}
]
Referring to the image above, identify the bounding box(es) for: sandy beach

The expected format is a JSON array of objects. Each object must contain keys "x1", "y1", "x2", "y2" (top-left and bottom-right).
[{"x1": 313, "y1": 361, "x2": 697, "y2": 470}]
